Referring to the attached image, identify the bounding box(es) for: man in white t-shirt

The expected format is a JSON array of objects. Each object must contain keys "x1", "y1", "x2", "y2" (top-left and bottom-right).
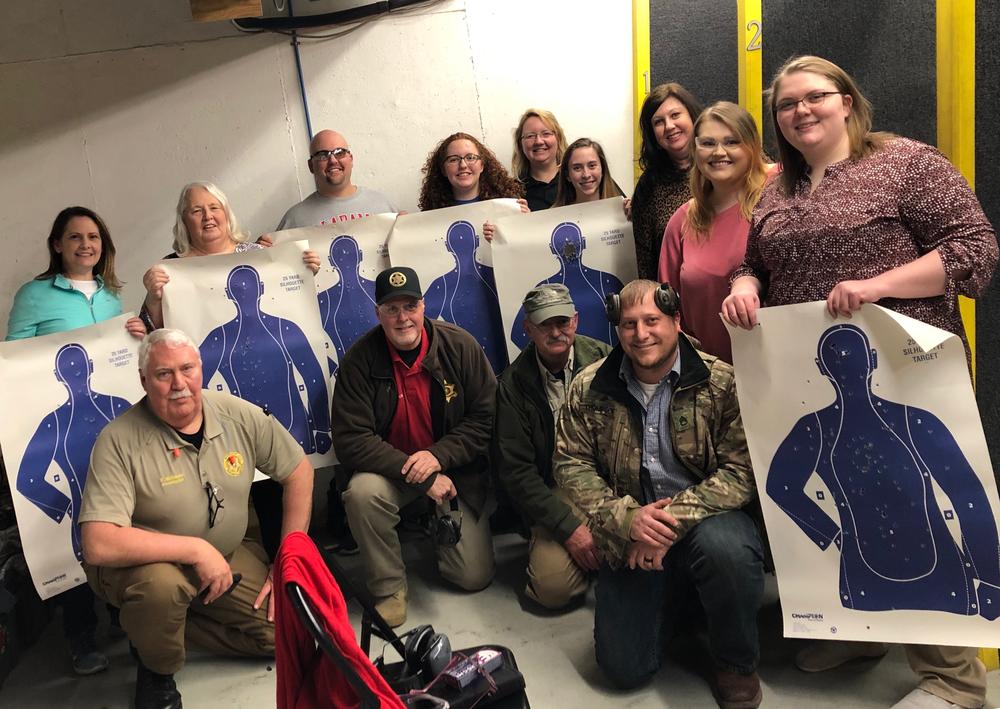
[{"x1": 276, "y1": 130, "x2": 397, "y2": 230}]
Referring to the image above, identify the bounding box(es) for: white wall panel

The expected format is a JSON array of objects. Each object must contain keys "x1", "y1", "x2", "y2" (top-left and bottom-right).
[{"x1": 0, "y1": 0, "x2": 634, "y2": 331}]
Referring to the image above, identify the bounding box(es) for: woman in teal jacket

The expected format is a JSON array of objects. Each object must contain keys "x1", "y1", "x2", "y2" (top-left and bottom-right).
[
  {"x1": 5, "y1": 206, "x2": 143, "y2": 676},
  {"x1": 7, "y1": 207, "x2": 145, "y2": 339}
]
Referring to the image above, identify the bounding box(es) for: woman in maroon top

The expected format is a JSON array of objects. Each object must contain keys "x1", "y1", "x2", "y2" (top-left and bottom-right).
[
  {"x1": 722, "y1": 55, "x2": 997, "y2": 709},
  {"x1": 723, "y1": 56, "x2": 996, "y2": 343},
  {"x1": 658, "y1": 101, "x2": 770, "y2": 363}
]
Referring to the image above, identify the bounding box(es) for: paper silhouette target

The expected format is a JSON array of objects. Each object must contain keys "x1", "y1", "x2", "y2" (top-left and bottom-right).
[
  {"x1": 492, "y1": 197, "x2": 637, "y2": 361},
  {"x1": 318, "y1": 235, "x2": 379, "y2": 363},
  {"x1": 769, "y1": 324, "x2": 1000, "y2": 619},
  {"x1": 507, "y1": 221, "x2": 624, "y2": 349},
  {"x1": 200, "y1": 265, "x2": 331, "y2": 455},
  {"x1": 0, "y1": 316, "x2": 143, "y2": 598},
  {"x1": 728, "y1": 302, "x2": 1000, "y2": 647},
  {"x1": 271, "y1": 214, "x2": 394, "y2": 375},
  {"x1": 161, "y1": 241, "x2": 335, "y2": 465},
  {"x1": 18, "y1": 343, "x2": 132, "y2": 562},
  {"x1": 388, "y1": 200, "x2": 522, "y2": 373}
]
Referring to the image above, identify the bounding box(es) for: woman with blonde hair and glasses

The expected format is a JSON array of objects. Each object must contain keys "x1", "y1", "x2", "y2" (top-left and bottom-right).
[
  {"x1": 658, "y1": 101, "x2": 772, "y2": 363},
  {"x1": 723, "y1": 55, "x2": 997, "y2": 709},
  {"x1": 511, "y1": 108, "x2": 569, "y2": 211}
]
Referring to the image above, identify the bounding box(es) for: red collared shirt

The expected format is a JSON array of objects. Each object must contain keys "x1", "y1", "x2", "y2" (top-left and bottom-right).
[{"x1": 386, "y1": 328, "x2": 434, "y2": 454}]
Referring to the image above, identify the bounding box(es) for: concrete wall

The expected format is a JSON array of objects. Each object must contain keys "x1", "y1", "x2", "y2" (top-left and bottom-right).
[{"x1": 0, "y1": 0, "x2": 633, "y2": 326}]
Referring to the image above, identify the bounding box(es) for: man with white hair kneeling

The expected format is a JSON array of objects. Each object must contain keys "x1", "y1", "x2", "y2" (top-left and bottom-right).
[{"x1": 80, "y1": 329, "x2": 314, "y2": 709}]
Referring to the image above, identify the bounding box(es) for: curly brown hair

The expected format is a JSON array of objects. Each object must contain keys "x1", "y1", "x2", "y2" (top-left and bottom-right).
[{"x1": 418, "y1": 132, "x2": 524, "y2": 211}]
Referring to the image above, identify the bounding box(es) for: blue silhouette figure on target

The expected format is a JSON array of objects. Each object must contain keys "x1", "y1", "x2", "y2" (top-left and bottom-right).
[
  {"x1": 200, "y1": 265, "x2": 332, "y2": 454},
  {"x1": 17, "y1": 343, "x2": 131, "y2": 561},
  {"x1": 317, "y1": 235, "x2": 378, "y2": 363},
  {"x1": 767, "y1": 323, "x2": 1000, "y2": 619},
  {"x1": 509, "y1": 222, "x2": 624, "y2": 349},
  {"x1": 423, "y1": 220, "x2": 508, "y2": 372}
]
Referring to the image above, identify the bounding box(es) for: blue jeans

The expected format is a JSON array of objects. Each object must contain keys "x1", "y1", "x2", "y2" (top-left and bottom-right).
[{"x1": 594, "y1": 510, "x2": 764, "y2": 689}]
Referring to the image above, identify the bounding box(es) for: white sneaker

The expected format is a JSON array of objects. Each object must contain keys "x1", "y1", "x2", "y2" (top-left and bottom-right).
[
  {"x1": 794, "y1": 640, "x2": 888, "y2": 672},
  {"x1": 890, "y1": 688, "x2": 981, "y2": 709}
]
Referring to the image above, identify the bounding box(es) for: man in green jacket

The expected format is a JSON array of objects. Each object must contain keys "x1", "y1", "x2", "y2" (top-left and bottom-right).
[
  {"x1": 554, "y1": 280, "x2": 764, "y2": 709},
  {"x1": 494, "y1": 284, "x2": 610, "y2": 609},
  {"x1": 332, "y1": 266, "x2": 497, "y2": 628}
]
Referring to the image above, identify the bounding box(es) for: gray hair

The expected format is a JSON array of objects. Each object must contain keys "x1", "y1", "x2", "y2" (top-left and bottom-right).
[
  {"x1": 138, "y1": 329, "x2": 201, "y2": 373},
  {"x1": 171, "y1": 181, "x2": 250, "y2": 256}
]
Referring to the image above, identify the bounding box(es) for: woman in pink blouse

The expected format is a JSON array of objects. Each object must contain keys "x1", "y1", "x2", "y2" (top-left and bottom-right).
[
  {"x1": 722, "y1": 55, "x2": 997, "y2": 709},
  {"x1": 657, "y1": 102, "x2": 770, "y2": 363}
]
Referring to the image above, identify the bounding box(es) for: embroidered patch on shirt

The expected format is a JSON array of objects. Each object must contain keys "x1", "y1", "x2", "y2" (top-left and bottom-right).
[
  {"x1": 160, "y1": 473, "x2": 185, "y2": 487},
  {"x1": 223, "y1": 452, "x2": 245, "y2": 477}
]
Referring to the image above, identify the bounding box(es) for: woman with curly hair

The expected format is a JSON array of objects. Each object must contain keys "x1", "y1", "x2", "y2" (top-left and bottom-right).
[
  {"x1": 552, "y1": 138, "x2": 624, "y2": 207},
  {"x1": 418, "y1": 132, "x2": 525, "y2": 211},
  {"x1": 511, "y1": 109, "x2": 568, "y2": 211},
  {"x1": 630, "y1": 83, "x2": 703, "y2": 280}
]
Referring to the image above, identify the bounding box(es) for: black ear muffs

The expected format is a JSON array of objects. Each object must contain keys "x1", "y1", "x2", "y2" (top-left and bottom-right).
[
  {"x1": 403, "y1": 624, "x2": 452, "y2": 682},
  {"x1": 605, "y1": 282, "x2": 680, "y2": 325},
  {"x1": 436, "y1": 497, "x2": 462, "y2": 547}
]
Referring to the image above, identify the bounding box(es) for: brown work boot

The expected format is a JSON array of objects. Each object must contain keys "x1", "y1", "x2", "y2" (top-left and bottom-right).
[
  {"x1": 711, "y1": 670, "x2": 762, "y2": 709},
  {"x1": 375, "y1": 584, "x2": 407, "y2": 628}
]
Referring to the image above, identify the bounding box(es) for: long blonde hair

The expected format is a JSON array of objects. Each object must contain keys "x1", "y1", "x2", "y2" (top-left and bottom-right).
[
  {"x1": 511, "y1": 108, "x2": 568, "y2": 181},
  {"x1": 767, "y1": 55, "x2": 894, "y2": 193},
  {"x1": 685, "y1": 102, "x2": 769, "y2": 240}
]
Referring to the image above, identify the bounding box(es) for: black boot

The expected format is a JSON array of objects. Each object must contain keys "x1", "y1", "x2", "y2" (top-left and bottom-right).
[{"x1": 135, "y1": 659, "x2": 182, "y2": 709}]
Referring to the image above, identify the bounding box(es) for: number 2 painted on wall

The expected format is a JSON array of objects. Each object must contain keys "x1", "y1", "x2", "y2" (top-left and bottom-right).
[{"x1": 746, "y1": 20, "x2": 762, "y2": 52}]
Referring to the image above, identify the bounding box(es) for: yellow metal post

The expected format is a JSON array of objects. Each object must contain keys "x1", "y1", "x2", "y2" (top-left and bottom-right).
[
  {"x1": 632, "y1": 0, "x2": 651, "y2": 186},
  {"x1": 937, "y1": 0, "x2": 995, "y2": 670},
  {"x1": 737, "y1": 0, "x2": 763, "y2": 130},
  {"x1": 937, "y1": 0, "x2": 978, "y2": 379}
]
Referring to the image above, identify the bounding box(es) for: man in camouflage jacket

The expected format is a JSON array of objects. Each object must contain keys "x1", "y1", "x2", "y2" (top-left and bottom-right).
[{"x1": 553, "y1": 279, "x2": 764, "y2": 709}]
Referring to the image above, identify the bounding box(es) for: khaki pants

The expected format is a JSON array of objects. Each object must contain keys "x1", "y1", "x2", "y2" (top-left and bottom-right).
[
  {"x1": 342, "y1": 472, "x2": 495, "y2": 598},
  {"x1": 86, "y1": 542, "x2": 273, "y2": 675},
  {"x1": 524, "y1": 489, "x2": 590, "y2": 609},
  {"x1": 524, "y1": 525, "x2": 589, "y2": 609},
  {"x1": 906, "y1": 644, "x2": 986, "y2": 708}
]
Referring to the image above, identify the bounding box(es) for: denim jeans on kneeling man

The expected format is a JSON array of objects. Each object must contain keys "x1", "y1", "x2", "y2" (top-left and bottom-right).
[{"x1": 594, "y1": 509, "x2": 765, "y2": 689}]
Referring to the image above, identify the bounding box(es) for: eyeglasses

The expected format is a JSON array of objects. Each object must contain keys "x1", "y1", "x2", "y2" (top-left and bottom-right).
[
  {"x1": 694, "y1": 136, "x2": 744, "y2": 152},
  {"x1": 310, "y1": 147, "x2": 352, "y2": 162},
  {"x1": 521, "y1": 130, "x2": 556, "y2": 142},
  {"x1": 443, "y1": 154, "x2": 481, "y2": 167},
  {"x1": 775, "y1": 91, "x2": 842, "y2": 114},
  {"x1": 377, "y1": 301, "x2": 421, "y2": 317},
  {"x1": 204, "y1": 482, "x2": 225, "y2": 529}
]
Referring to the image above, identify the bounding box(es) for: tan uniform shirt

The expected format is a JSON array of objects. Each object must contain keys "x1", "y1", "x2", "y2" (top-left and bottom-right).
[{"x1": 81, "y1": 390, "x2": 304, "y2": 557}]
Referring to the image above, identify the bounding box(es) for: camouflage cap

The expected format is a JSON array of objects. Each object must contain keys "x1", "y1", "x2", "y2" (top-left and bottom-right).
[{"x1": 523, "y1": 283, "x2": 576, "y2": 324}]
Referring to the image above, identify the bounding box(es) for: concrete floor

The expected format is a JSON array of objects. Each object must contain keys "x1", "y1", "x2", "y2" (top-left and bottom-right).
[{"x1": 2, "y1": 531, "x2": 998, "y2": 708}]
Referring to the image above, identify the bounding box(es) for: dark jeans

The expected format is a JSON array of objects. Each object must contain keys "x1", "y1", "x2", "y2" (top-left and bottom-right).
[
  {"x1": 250, "y1": 479, "x2": 284, "y2": 562},
  {"x1": 54, "y1": 583, "x2": 98, "y2": 640},
  {"x1": 594, "y1": 509, "x2": 764, "y2": 689}
]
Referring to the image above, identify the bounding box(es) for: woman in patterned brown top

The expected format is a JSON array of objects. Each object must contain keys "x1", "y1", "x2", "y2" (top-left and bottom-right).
[
  {"x1": 723, "y1": 55, "x2": 997, "y2": 709},
  {"x1": 723, "y1": 56, "x2": 996, "y2": 346},
  {"x1": 630, "y1": 83, "x2": 703, "y2": 280}
]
